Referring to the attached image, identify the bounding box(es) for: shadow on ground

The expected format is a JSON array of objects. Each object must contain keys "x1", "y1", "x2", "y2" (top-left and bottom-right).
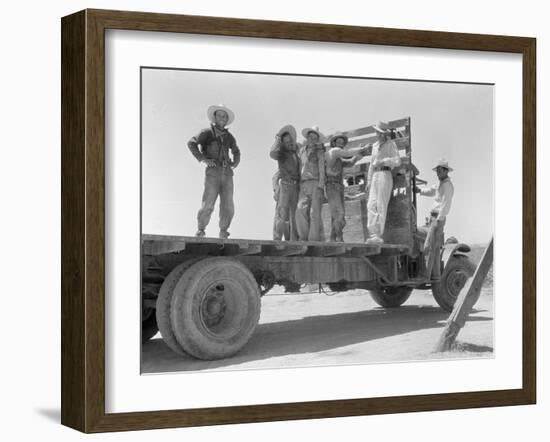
[
  {"x1": 142, "y1": 304, "x2": 492, "y2": 373},
  {"x1": 35, "y1": 408, "x2": 60, "y2": 423},
  {"x1": 452, "y1": 341, "x2": 494, "y2": 353}
]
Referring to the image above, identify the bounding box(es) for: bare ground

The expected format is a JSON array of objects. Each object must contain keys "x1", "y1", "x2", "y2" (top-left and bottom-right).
[{"x1": 141, "y1": 288, "x2": 494, "y2": 374}]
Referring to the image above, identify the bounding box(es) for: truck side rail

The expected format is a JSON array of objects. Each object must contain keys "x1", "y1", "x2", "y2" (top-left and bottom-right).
[{"x1": 142, "y1": 234, "x2": 410, "y2": 258}]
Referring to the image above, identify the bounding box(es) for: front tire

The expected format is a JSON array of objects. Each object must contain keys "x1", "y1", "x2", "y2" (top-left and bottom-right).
[
  {"x1": 156, "y1": 258, "x2": 202, "y2": 355},
  {"x1": 170, "y1": 257, "x2": 261, "y2": 360},
  {"x1": 369, "y1": 286, "x2": 413, "y2": 308},
  {"x1": 432, "y1": 255, "x2": 476, "y2": 312}
]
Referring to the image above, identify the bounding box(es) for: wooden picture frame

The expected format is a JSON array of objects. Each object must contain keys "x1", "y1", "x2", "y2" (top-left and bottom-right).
[{"x1": 61, "y1": 9, "x2": 536, "y2": 433}]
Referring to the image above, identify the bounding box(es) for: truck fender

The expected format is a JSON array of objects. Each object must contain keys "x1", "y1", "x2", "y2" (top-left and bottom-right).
[{"x1": 441, "y1": 243, "x2": 471, "y2": 268}]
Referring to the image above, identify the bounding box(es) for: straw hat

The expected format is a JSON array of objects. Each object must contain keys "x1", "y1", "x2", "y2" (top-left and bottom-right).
[
  {"x1": 277, "y1": 124, "x2": 297, "y2": 143},
  {"x1": 372, "y1": 121, "x2": 391, "y2": 134},
  {"x1": 432, "y1": 158, "x2": 454, "y2": 171},
  {"x1": 207, "y1": 104, "x2": 235, "y2": 126},
  {"x1": 301, "y1": 125, "x2": 325, "y2": 141},
  {"x1": 328, "y1": 131, "x2": 349, "y2": 147}
]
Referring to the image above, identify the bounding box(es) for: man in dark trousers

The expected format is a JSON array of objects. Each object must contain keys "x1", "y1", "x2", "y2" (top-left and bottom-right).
[
  {"x1": 324, "y1": 131, "x2": 369, "y2": 242},
  {"x1": 270, "y1": 125, "x2": 301, "y2": 241},
  {"x1": 416, "y1": 158, "x2": 455, "y2": 279},
  {"x1": 187, "y1": 104, "x2": 240, "y2": 239}
]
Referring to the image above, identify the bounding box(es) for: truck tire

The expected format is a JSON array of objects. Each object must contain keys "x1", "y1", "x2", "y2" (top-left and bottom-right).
[
  {"x1": 142, "y1": 310, "x2": 159, "y2": 343},
  {"x1": 156, "y1": 258, "x2": 202, "y2": 355},
  {"x1": 369, "y1": 286, "x2": 413, "y2": 308},
  {"x1": 432, "y1": 255, "x2": 476, "y2": 312},
  {"x1": 170, "y1": 257, "x2": 261, "y2": 360}
]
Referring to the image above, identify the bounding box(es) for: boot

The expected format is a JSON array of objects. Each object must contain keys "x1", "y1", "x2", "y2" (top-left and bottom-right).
[
  {"x1": 219, "y1": 230, "x2": 230, "y2": 239},
  {"x1": 195, "y1": 229, "x2": 205, "y2": 237},
  {"x1": 366, "y1": 235, "x2": 384, "y2": 245}
]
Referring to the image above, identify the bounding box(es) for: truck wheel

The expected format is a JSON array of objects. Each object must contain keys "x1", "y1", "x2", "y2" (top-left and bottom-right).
[
  {"x1": 369, "y1": 286, "x2": 413, "y2": 308},
  {"x1": 170, "y1": 257, "x2": 261, "y2": 360},
  {"x1": 156, "y1": 258, "x2": 202, "y2": 355},
  {"x1": 142, "y1": 310, "x2": 159, "y2": 343},
  {"x1": 432, "y1": 255, "x2": 476, "y2": 312}
]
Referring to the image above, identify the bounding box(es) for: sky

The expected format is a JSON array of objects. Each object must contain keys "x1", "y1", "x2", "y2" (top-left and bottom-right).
[{"x1": 141, "y1": 68, "x2": 494, "y2": 245}]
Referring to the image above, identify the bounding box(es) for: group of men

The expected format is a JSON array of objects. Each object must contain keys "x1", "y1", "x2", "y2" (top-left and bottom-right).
[
  {"x1": 187, "y1": 104, "x2": 455, "y2": 278},
  {"x1": 270, "y1": 120, "x2": 405, "y2": 245},
  {"x1": 270, "y1": 124, "x2": 369, "y2": 242}
]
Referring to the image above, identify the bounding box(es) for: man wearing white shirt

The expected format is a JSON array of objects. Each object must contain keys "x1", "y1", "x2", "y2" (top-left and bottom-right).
[
  {"x1": 365, "y1": 121, "x2": 402, "y2": 245},
  {"x1": 416, "y1": 159, "x2": 455, "y2": 279}
]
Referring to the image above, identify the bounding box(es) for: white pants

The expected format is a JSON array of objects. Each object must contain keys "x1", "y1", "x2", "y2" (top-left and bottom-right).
[{"x1": 367, "y1": 170, "x2": 393, "y2": 238}]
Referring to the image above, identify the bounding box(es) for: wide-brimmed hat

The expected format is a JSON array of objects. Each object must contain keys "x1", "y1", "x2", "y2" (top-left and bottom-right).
[
  {"x1": 328, "y1": 131, "x2": 349, "y2": 147},
  {"x1": 372, "y1": 121, "x2": 391, "y2": 134},
  {"x1": 432, "y1": 158, "x2": 453, "y2": 171},
  {"x1": 301, "y1": 125, "x2": 325, "y2": 141},
  {"x1": 207, "y1": 104, "x2": 235, "y2": 126},
  {"x1": 277, "y1": 124, "x2": 297, "y2": 143}
]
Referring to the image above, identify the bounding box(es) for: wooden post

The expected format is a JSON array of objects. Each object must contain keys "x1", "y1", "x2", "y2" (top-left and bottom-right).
[{"x1": 435, "y1": 238, "x2": 494, "y2": 352}]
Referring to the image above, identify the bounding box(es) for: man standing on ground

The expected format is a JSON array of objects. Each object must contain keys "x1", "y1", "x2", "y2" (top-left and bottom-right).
[
  {"x1": 187, "y1": 104, "x2": 240, "y2": 239},
  {"x1": 270, "y1": 125, "x2": 301, "y2": 241},
  {"x1": 416, "y1": 159, "x2": 455, "y2": 279},
  {"x1": 365, "y1": 121, "x2": 401, "y2": 245},
  {"x1": 296, "y1": 126, "x2": 326, "y2": 241},
  {"x1": 325, "y1": 131, "x2": 370, "y2": 242}
]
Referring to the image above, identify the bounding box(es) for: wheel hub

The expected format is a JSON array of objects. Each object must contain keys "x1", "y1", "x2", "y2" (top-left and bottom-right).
[
  {"x1": 446, "y1": 270, "x2": 468, "y2": 298},
  {"x1": 200, "y1": 284, "x2": 228, "y2": 329}
]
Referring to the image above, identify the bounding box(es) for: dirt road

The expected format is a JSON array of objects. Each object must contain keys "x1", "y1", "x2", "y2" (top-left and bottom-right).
[{"x1": 142, "y1": 288, "x2": 494, "y2": 374}]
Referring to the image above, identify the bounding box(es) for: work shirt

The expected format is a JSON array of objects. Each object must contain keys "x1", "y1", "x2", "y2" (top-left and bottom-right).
[
  {"x1": 299, "y1": 143, "x2": 325, "y2": 182},
  {"x1": 187, "y1": 125, "x2": 240, "y2": 167},
  {"x1": 367, "y1": 139, "x2": 401, "y2": 186},
  {"x1": 420, "y1": 177, "x2": 454, "y2": 221},
  {"x1": 269, "y1": 140, "x2": 301, "y2": 182}
]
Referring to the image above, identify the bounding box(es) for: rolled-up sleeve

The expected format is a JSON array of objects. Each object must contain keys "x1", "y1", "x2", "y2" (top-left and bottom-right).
[
  {"x1": 269, "y1": 139, "x2": 282, "y2": 160},
  {"x1": 187, "y1": 129, "x2": 209, "y2": 162},
  {"x1": 230, "y1": 135, "x2": 241, "y2": 167},
  {"x1": 420, "y1": 185, "x2": 437, "y2": 197}
]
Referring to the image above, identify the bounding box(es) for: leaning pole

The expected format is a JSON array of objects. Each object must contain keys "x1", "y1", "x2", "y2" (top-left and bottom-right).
[{"x1": 435, "y1": 238, "x2": 494, "y2": 352}]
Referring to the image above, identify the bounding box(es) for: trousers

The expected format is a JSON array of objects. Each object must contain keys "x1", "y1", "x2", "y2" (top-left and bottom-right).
[
  {"x1": 273, "y1": 180, "x2": 299, "y2": 241},
  {"x1": 423, "y1": 216, "x2": 446, "y2": 278},
  {"x1": 197, "y1": 166, "x2": 234, "y2": 231},
  {"x1": 326, "y1": 181, "x2": 346, "y2": 242},
  {"x1": 367, "y1": 170, "x2": 393, "y2": 238},
  {"x1": 296, "y1": 180, "x2": 323, "y2": 241}
]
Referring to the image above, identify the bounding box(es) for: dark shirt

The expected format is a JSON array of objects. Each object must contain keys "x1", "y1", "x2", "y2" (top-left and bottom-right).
[
  {"x1": 188, "y1": 125, "x2": 240, "y2": 167},
  {"x1": 326, "y1": 154, "x2": 343, "y2": 183},
  {"x1": 269, "y1": 140, "x2": 301, "y2": 182}
]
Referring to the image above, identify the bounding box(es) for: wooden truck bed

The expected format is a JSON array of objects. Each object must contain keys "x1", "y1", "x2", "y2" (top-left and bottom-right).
[{"x1": 142, "y1": 234, "x2": 410, "y2": 258}]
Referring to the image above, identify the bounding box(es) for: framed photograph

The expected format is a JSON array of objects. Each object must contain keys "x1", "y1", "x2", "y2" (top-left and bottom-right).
[{"x1": 61, "y1": 9, "x2": 536, "y2": 433}]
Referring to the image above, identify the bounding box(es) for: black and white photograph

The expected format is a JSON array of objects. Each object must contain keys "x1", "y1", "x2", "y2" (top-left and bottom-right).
[{"x1": 140, "y1": 67, "x2": 494, "y2": 374}]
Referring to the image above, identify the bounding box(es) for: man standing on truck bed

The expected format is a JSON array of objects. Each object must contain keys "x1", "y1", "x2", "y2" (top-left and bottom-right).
[
  {"x1": 325, "y1": 131, "x2": 370, "y2": 242},
  {"x1": 416, "y1": 159, "x2": 455, "y2": 279},
  {"x1": 187, "y1": 104, "x2": 240, "y2": 239},
  {"x1": 270, "y1": 125, "x2": 301, "y2": 241},
  {"x1": 365, "y1": 121, "x2": 402, "y2": 245},
  {"x1": 296, "y1": 126, "x2": 326, "y2": 241}
]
